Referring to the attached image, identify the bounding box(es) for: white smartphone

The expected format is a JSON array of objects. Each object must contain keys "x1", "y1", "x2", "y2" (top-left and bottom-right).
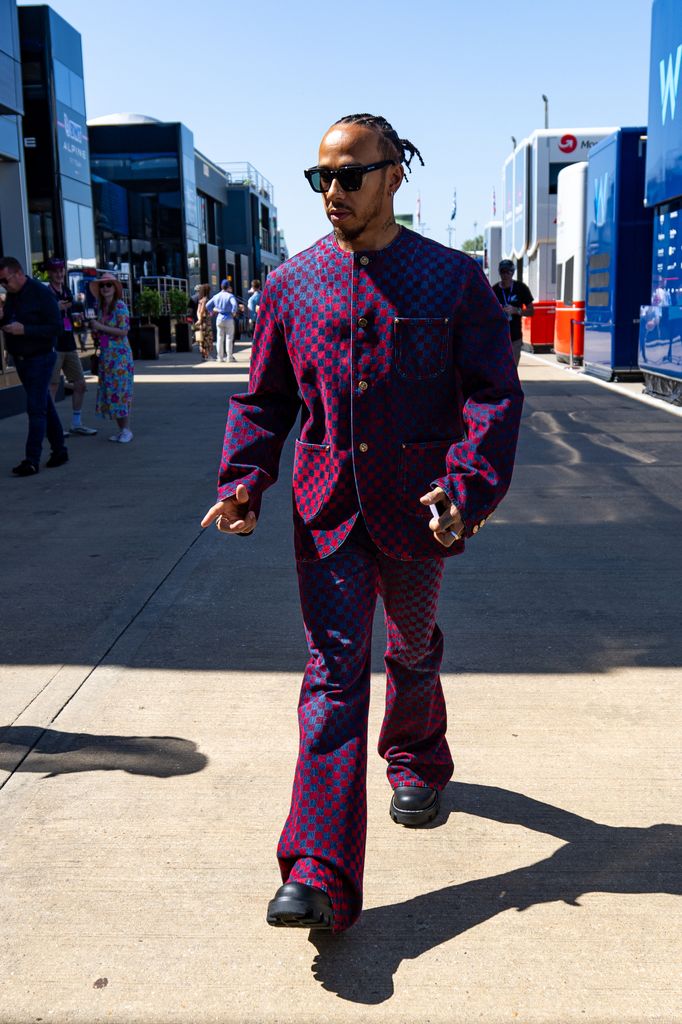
[{"x1": 429, "y1": 498, "x2": 459, "y2": 539}]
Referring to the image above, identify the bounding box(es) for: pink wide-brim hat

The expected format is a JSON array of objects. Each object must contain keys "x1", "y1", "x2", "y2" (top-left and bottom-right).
[{"x1": 89, "y1": 272, "x2": 123, "y2": 301}]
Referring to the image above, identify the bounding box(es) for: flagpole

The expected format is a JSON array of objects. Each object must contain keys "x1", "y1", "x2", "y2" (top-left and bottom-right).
[{"x1": 448, "y1": 187, "x2": 457, "y2": 247}]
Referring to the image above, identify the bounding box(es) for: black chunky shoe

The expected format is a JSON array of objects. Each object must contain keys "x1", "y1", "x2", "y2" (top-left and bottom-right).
[
  {"x1": 46, "y1": 448, "x2": 69, "y2": 468},
  {"x1": 266, "y1": 882, "x2": 334, "y2": 930},
  {"x1": 12, "y1": 459, "x2": 38, "y2": 477},
  {"x1": 390, "y1": 785, "x2": 440, "y2": 826}
]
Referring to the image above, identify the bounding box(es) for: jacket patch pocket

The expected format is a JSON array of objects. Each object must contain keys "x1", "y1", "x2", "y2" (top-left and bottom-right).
[
  {"x1": 394, "y1": 317, "x2": 450, "y2": 380},
  {"x1": 400, "y1": 438, "x2": 459, "y2": 516},
  {"x1": 293, "y1": 440, "x2": 331, "y2": 522}
]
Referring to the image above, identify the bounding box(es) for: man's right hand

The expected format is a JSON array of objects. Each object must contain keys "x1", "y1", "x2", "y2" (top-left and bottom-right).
[{"x1": 201, "y1": 483, "x2": 257, "y2": 536}]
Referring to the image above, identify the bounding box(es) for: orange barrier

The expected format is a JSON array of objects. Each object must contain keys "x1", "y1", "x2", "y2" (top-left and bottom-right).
[
  {"x1": 554, "y1": 301, "x2": 585, "y2": 361},
  {"x1": 522, "y1": 301, "x2": 555, "y2": 351}
]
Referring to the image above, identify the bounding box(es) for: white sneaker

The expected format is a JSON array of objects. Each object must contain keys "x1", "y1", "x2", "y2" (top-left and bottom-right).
[
  {"x1": 228, "y1": 355, "x2": 236, "y2": 362},
  {"x1": 117, "y1": 428, "x2": 133, "y2": 443},
  {"x1": 109, "y1": 431, "x2": 122, "y2": 442}
]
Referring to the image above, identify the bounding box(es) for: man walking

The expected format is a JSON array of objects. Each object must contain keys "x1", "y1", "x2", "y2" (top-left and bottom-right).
[
  {"x1": 201, "y1": 114, "x2": 524, "y2": 933},
  {"x1": 492, "y1": 258, "x2": 534, "y2": 366},
  {"x1": 207, "y1": 280, "x2": 238, "y2": 362},
  {"x1": 45, "y1": 257, "x2": 97, "y2": 436},
  {"x1": 0, "y1": 256, "x2": 68, "y2": 476}
]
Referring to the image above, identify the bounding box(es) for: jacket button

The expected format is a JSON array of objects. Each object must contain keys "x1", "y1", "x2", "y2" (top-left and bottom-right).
[
  {"x1": 358, "y1": 317, "x2": 368, "y2": 328},
  {"x1": 359, "y1": 256, "x2": 369, "y2": 266},
  {"x1": 480, "y1": 518, "x2": 486, "y2": 527},
  {"x1": 358, "y1": 380, "x2": 368, "y2": 392},
  {"x1": 359, "y1": 442, "x2": 368, "y2": 453},
  {"x1": 472, "y1": 524, "x2": 479, "y2": 534}
]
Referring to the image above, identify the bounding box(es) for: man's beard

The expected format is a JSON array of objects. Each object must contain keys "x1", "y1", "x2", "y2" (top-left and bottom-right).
[{"x1": 328, "y1": 191, "x2": 384, "y2": 242}]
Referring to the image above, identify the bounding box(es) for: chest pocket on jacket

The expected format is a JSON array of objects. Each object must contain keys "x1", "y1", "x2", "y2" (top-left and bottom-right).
[{"x1": 394, "y1": 317, "x2": 450, "y2": 380}]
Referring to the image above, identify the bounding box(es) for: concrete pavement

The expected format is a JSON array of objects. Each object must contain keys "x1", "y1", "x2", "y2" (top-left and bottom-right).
[{"x1": 0, "y1": 344, "x2": 680, "y2": 1023}]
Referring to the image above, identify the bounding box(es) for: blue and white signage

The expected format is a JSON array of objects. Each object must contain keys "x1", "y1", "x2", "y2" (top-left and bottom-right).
[
  {"x1": 645, "y1": 0, "x2": 682, "y2": 206},
  {"x1": 56, "y1": 101, "x2": 90, "y2": 184}
]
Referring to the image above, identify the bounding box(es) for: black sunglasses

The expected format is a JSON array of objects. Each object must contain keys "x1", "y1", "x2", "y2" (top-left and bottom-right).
[{"x1": 304, "y1": 160, "x2": 395, "y2": 194}]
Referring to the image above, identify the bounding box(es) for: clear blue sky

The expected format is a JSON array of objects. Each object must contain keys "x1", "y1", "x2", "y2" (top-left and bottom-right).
[{"x1": 26, "y1": 0, "x2": 652, "y2": 256}]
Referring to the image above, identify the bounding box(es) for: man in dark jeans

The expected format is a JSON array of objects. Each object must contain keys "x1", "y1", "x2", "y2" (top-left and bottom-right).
[{"x1": 0, "y1": 256, "x2": 68, "y2": 476}]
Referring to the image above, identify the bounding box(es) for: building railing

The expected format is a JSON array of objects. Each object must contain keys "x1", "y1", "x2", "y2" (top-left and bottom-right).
[
  {"x1": 139, "y1": 276, "x2": 189, "y2": 315},
  {"x1": 220, "y1": 162, "x2": 274, "y2": 203}
]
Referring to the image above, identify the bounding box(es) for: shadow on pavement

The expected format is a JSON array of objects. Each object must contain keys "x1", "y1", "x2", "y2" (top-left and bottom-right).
[
  {"x1": 308, "y1": 781, "x2": 681, "y2": 1004},
  {"x1": 0, "y1": 724, "x2": 208, "y2": 778}
]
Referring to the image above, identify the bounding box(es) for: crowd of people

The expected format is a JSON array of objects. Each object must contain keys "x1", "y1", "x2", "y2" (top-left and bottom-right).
[
  {"x1": 0, "y1": 256, "x2": 135, "y2": 474},
  {"x1": 190, "y1": 278, "x2": 261, "y2": 362},
  {"x1": 0, "y1": 257, "x2": 263, "y2": 476}
]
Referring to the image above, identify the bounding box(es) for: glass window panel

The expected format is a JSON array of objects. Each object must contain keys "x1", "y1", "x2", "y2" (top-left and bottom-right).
[
  {"x1": 69, "y1": 69, "x2": 85, "y2": 116},
  {"x1": 0, "y1": 1, "x2": 16, "y2": 59},
  {"x1": 0, "y1": 113, "x2": 20, "y2": 159},
  {"x1": 78, "y1": 204, "x2": 96, "y2": 266},
  {"x1": 54, "y1": 59, "x2": 71, "y2": 106},
  {"x1": 63, "y1": 199, "x2": 81, "y2": 262}
]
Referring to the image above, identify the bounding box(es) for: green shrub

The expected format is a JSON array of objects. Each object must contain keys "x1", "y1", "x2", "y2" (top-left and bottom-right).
[
  {"x1": 136, "y1": 287, "x2": 162, "y2": 319},
  {"x1": 168, "y1": 288, "x2": 189, "y2": 316}
]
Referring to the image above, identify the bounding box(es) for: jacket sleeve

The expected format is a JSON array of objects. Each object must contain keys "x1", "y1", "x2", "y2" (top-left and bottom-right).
[
  {"x1": 432, "y1": 260, "x2": 524, "y2": 536},
  {"x1": 22, "y1": 285, "x2": 62, "y2": 341},
  {"x1": 217, "y1": 278, "x2": 301, "y2": 516}
]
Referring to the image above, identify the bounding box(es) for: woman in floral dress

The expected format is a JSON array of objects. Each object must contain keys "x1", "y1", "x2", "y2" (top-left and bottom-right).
[
  {"x1": 195, "y1": 283, "x2": 215, "y2": 360},
  {"x1": 89, "y1": 273, "x2": 135, "y2": 443}
]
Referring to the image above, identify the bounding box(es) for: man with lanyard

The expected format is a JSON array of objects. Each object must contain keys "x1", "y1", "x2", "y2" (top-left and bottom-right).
[
  {"x1": 206, "y1": 280, "x2": 238, "y2": 362},
  {"x1": 201, "y1": 113, "x2": 523, "y2": 933},
  {"x1": 45, "y1": 257, "x2": 97, "y2": 436},
  {"x1": 492, "y1": 258, "x2": 534, "y2": 366},
  {"x1": 0, "y1": 256, "x2": 67, "y2": 475}
]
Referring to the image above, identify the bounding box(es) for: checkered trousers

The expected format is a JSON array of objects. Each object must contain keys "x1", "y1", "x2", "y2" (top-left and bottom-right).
[{"x1": 277, "y1": 527, "x2": 453, "y2": 932}]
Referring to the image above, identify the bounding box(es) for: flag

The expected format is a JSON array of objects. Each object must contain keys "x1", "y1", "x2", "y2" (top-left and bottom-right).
[
  {"x1": 492, "y1": 188, "x2": 497, "y2": 216},
  {"x1": 450, "y1": 189, "x2": 457, "y2": 221}
]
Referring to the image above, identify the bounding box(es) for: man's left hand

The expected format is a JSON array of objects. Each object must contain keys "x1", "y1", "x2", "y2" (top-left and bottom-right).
[
  {"x1": 2, "y1": 322, "x2": 24, "y2": 335},
  {"x1": 420, "y1": 486, "x2": 464, "y2": 548}
]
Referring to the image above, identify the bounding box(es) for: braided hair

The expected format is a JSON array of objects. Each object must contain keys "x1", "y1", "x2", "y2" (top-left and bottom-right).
[{"x1": 333, "y1": 113, "x2": 425, "y2": 175}]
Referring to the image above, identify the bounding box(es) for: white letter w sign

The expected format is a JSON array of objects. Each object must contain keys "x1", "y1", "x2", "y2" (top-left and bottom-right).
[{"x1": 660, "y1": 45, "x2": 682, "y2": 125}]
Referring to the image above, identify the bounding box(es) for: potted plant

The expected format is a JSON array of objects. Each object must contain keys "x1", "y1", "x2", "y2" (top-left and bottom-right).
[
  {"x1": 130, "y1": 287, "x2": 161, "y2": 360},
  {"x1": 168, "y1": 288, "x2": 191, "y2": 352}
]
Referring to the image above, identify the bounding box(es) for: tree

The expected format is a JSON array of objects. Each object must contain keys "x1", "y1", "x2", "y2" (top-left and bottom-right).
[{"x1": 462, "y1": 234, "x2": 484, "y2": 252}]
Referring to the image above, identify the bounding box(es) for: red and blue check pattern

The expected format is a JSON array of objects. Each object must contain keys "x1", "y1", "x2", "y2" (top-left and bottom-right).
[
  {"x1": 278, "y1": 527, "x2": 452, "y2": 932},
  {"x1": 217, "y1": 227, "x2": 523, "y2": 562}
]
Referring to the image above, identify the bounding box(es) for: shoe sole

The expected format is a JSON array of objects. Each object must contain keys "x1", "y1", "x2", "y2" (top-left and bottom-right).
[
  {"x1": 390, "y1": 792, "x2": 440, "y2": 827},
  {"x1": 266, "y1": 896, "x2": 333, "y2": 930}
]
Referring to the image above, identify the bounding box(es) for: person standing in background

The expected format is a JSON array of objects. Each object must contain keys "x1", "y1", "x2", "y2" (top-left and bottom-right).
[
  {"x1": 206, "y1": 280, "x2": 238, "y2": 362},
  {"x1": 89, "y1": 273, "x2": 135, "y2": 444},
  {"x1": 492, "y1": 259, "x2": 534, "y2": 366},
  {"x1": 45, "y1": 257, "x2": 97, "y2": 436},
  {"x1": 194, "y1": 284, "x2": 215, "y2": 361},
  {"x1": 247, "y1": 278, "x2": 262, "y2": 335}
]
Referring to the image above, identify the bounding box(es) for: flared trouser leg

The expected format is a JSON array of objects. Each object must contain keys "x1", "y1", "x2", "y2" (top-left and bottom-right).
[
  {"x1": 377, "y1": 555, "x2": 454, "y2": 791},
  {"x1": 278, "y1": 541, "x2": 379, "y2": 933},
  {"x1": 278, "y1": 536, "x2": 454, "y2": 932}
]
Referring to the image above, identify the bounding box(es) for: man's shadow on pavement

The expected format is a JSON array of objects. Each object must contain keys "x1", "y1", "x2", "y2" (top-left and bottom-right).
[
  {"x1": 309, "y1": 782, "x2": 681, "y2": 1004},
  {"x1": 0, "y1": 725, "x2": 208, "y2": 778}
]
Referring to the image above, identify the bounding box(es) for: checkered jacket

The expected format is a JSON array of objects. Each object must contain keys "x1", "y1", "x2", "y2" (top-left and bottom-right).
[{"x1": 217, "y1": 228, "x2": 523, "y2": 561}]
